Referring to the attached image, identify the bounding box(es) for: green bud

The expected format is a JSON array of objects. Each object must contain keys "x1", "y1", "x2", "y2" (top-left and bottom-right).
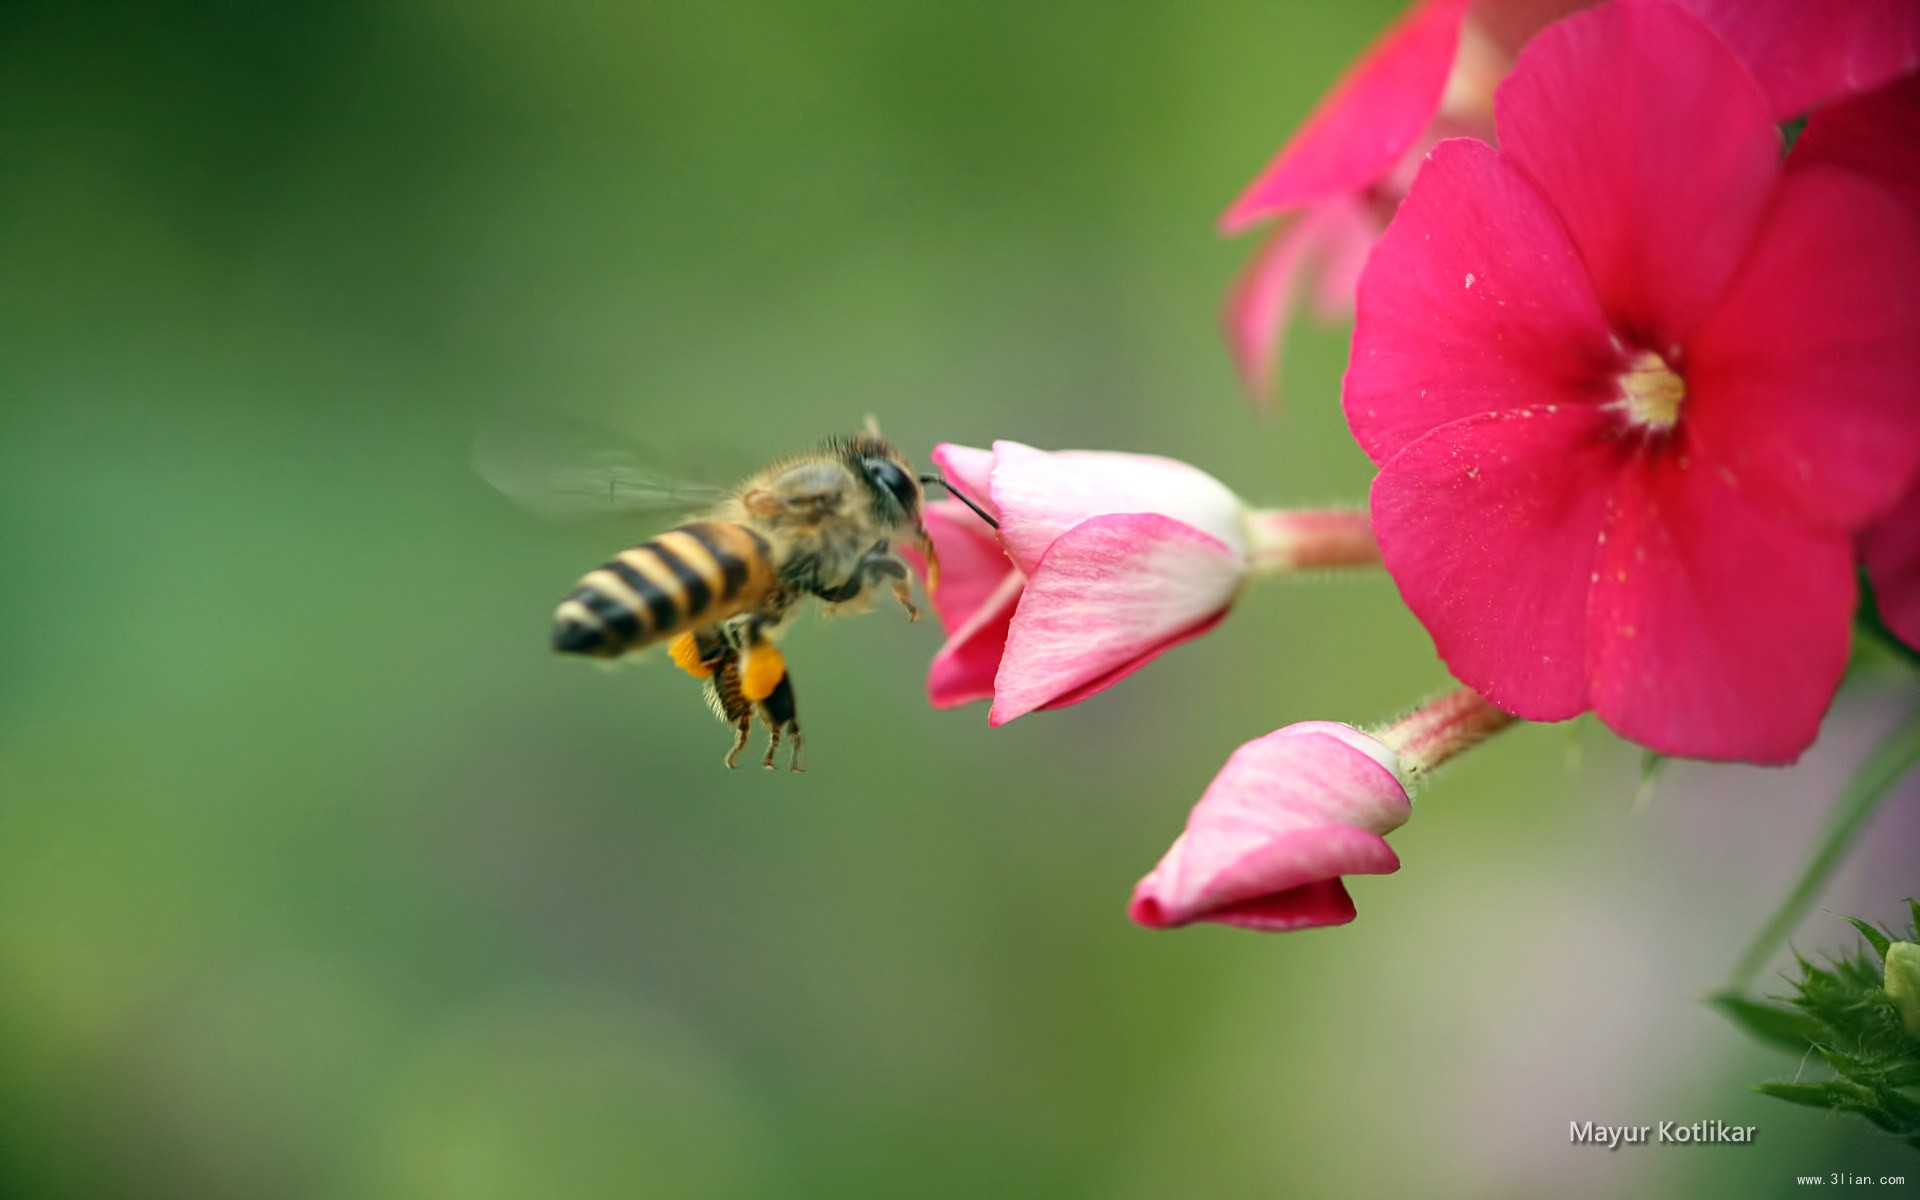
[{"x1": 1888, "y1": 942, "x2": 1920, "y2": 1041}]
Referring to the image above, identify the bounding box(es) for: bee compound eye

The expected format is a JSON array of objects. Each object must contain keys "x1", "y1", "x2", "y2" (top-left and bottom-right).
[{"x1": 864, "y1": 458, "x2": 917, "y2": 508}]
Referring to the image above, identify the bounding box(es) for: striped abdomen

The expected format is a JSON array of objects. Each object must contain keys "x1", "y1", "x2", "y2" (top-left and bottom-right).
[{"x1": 552, "y1": 521, "x2": 775, "y2": 659}]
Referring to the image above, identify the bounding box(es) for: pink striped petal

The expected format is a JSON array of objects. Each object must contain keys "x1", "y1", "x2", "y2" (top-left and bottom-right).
[
  {"x1": 1222, "y1": 0, "x2": 1471, "y2": 232},
  {"x1": 1038, "y1": 610, "x2": 1227, "y2": 712},
  {"x1": 920, "y1": 500, "x2": 1015, "y2": 635},
  {"x1": 928, "y1": 570, "x2": 1023, "y2": 710},
  {"x1": 1654, "y1": 0, "x2": 1920, "y2": 118},
  {"x1": 930, "y1": 443, "x2": 1000, "y2": 523},
  {"x1": 1497, "y1": 2, "x2": 1780, "y2": 348},
  {"x1": 1587, "y1": 452, "x2": 1856, "y2": 764},
  {"x1": 989, "y1": 513, "x2": 1243, "y2": 726},
  {"x1": 1130, "y1": 722, "x2": 1409, "y2": 932},
  {"x1": 988, "y1": 441, "x2": 1247, "y2": 577}
]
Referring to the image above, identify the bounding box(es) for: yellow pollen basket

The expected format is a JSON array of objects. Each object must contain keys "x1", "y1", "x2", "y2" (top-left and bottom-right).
[
  {"x1": 1618, "y1": 350, "x2": 1685, "y2": 430},
  {"x1": 740, "y1": 643, "x2": 787, "y2": 702},
  {"x1": 668, "y1": 632, "x2": 712, "y2": 679}
]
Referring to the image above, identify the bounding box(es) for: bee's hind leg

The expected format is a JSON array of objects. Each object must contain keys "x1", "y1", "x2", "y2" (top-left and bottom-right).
[
  {"x1": 757, "y1": 673, "x2": 804, "y2": 772},
  {"x1": 723, "y1": 712, "x2": 752, "y2": 769},
  {"x1": 702, "y1": 651, "x2": 755, "y2": 770}
]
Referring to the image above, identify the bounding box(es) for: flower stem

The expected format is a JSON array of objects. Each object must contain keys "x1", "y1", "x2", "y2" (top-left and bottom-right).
[
  {"x1": 1372, "y1": 687, "x2": 1518, "y2": 781},
  {"x1": 1727, "y1": 711, "x2": 1920, "y2": 992},
  {"x1": 1243, "y1": 507, "x2": 1379, "y2": 576}
]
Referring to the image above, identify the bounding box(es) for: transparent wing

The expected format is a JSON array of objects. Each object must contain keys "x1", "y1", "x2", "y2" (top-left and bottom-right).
[{"x1": 473, "y1": 413, "x2": 731, "y2": 523}]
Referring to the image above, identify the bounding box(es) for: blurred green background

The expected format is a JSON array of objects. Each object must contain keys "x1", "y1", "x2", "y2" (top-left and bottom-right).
[{"x1": 3, "y1": 1, "x2": 1915, "y2": 1196}]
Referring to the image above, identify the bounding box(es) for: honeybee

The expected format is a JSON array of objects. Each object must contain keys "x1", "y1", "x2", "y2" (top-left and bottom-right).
[{"x1": 477, "y1": 419, "x2": 993, "y2": 770}]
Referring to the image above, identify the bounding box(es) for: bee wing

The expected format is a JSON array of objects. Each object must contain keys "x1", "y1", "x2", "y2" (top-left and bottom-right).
[{"x1": 473, "y1": 414, "x2": 731, "y2": 523}]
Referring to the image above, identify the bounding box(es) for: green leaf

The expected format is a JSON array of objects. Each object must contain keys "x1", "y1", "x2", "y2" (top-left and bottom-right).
[
  {"x1": 1845, "y1": 916, "x2": 1892, "y2": 960},
  {"x1": 1710, "y1": 993, "x2": 1824, "y2": 1053},
  {"x1": 1876, "y1": 1086, "x2": 1920, "y2": 1122},
  {"x1": 1885, "y1": 1062, "x2": 1920, "y2": 1088},
  {"x1": 1757, "y1": 1081, "x2": 1864, "y2": 1110},
  {"x1": 1818, "y1": 1044, "x2": 1883, "y2": 1083},
  {"x1": 1729, "y1": 714, "x2": 1920, "y2": 990}
]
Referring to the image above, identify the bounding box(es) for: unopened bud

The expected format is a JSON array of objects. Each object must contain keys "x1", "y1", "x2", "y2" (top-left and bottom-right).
[{"x1": 1887, "y1": 942, "x2": 1920, "y2": 1040}]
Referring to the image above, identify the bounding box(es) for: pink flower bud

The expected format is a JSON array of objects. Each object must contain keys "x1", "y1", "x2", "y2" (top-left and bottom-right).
[
  {"x1": 920, "y1": 441, "x2": 1250, "y2": 726},
  {"x1": 1129, "y1": 722, "x2": 1411, "y2": 932}
]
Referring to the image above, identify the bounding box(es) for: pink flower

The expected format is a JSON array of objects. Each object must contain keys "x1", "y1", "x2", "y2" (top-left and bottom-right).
[
  {"x1": 1130, "y1": 689, "x2": 1513, "y2": 932},
  {"x1": 1129, "y1": 722, "x2": 1411, "y2": 931},
  {"x1": 1222, "y1": 0, "x2": 1591, "y2": 402},
  {"x1": 922, "y1": 442, "x2": 1252, "y2": 726},
  {"x1": 1646, "y1": 0, "x2": 1920, "y2": 119},
  {"x1": 1794, "y1": 75, "x2": 1920, "y2": 650},
  {"x1": 1345, "y1": 3, "x2": 1920, "y2": 764}
]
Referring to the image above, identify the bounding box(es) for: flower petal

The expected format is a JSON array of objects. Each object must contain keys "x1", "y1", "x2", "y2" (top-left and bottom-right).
[
  {"x1": 1226, "y1": 199, "x2": 1385, "y2": 407},
  {"x1": 1863, "y1": 478, "x2": 1920, "y2": 651},
  {"x1": 930, "y1": 443, "x2": 1000, "y2": 522},
  {"x1": 1129, "y1": 723, "x2": 1409, "y2": 931},
  {"x1": 1345, "y1": 137, "x2": 1618, "y2": 466},
  {"x1": 988, "y1": 441, "x2": 1247, "y2": 576},
  {"x1": 1371, "y1": 404, "x2": 1626, "y2": 719},
  {"x1": 989, "y1": 513, "x2": 1242, "y2": 725},
  {"x1": 1587, "y1": 453, "x2": 1856, "y2": 764},
  {"x1": 1684, "y1": 165, "x2": 1920, "y2": 532},
  {"x1": 928, "y1": 570, "x2": 1023, "y2": 710},
  {"x1": 1306, "y1": 196, "x2": 1384, "y2": 320},
  {"x1": 1792, "y1": 72, "x2": 1920, "y2": 215},
  {"x1": 1226, "y1": 213, "x2": 1316, "y2": 406},
  {"x1": 1655, "y1": 0, "x2": 1920, "y2": 118},
  {"x1": 1222, "y1": 0, "x2": 1471, "y2": 231},
  {"x1": 1038, "y1": 610, "x2": 1227, "y2": 712},
  {"x1": 920, "y1": 500, "x2": 1015, "y2": 634},
  {"x1": 1497, "y1": 2, "x2": 1780, "y2": 347}
]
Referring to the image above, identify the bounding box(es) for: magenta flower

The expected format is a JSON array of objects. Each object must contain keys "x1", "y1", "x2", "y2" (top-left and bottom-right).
[
  {"x1": 1796, "y1": 75, "x2": 1920, "y2": 650},
  {"x1": 1129, "y1": 721, "x2": 1410, "y2": 931},
  {"x1": 921, "y1": 442, "x2": 1378, "y2": 726},
  {"x1": 1221, "y1": 0, "x2": 1591, "y2": 402},
  {"x1": 1345, "y1": 2, "x2": 1920, "y2": 764},
  {"x1": 1648, "y1": 0, "x2": 1920, "y2": 119}
]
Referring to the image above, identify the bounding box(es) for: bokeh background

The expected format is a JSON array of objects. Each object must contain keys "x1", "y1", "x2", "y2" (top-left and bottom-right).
[{"x1": 4, "y1": 1, "x2": 1916, "y2": 1196}]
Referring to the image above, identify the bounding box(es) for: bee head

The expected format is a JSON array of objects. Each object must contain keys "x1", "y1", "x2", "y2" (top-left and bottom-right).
[{"x1": 838, "y1": 432, "x2": 925, "y2": 529}]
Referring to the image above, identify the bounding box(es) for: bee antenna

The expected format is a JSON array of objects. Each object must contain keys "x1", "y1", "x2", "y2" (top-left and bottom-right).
[{"x1": 919, "y1": 474, "x2": 999, "y2": 529}]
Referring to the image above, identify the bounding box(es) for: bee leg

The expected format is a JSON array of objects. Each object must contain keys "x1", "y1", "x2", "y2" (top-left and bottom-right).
[
  {"x1": 757, "y1": 672, "x2": 803, "y2": 773},
  {"x1": 724, "y1": 716, "x2": 751, "y2": 769},
  {"x1": 854, "y1": 544, "x2": 917, "y2": 621},
  {"x1": 887, "y1": 572, "x2": 919, "y2": 622},
  {"x1": 703, "y1": 653, "x2": 755, "y2": 770}
]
